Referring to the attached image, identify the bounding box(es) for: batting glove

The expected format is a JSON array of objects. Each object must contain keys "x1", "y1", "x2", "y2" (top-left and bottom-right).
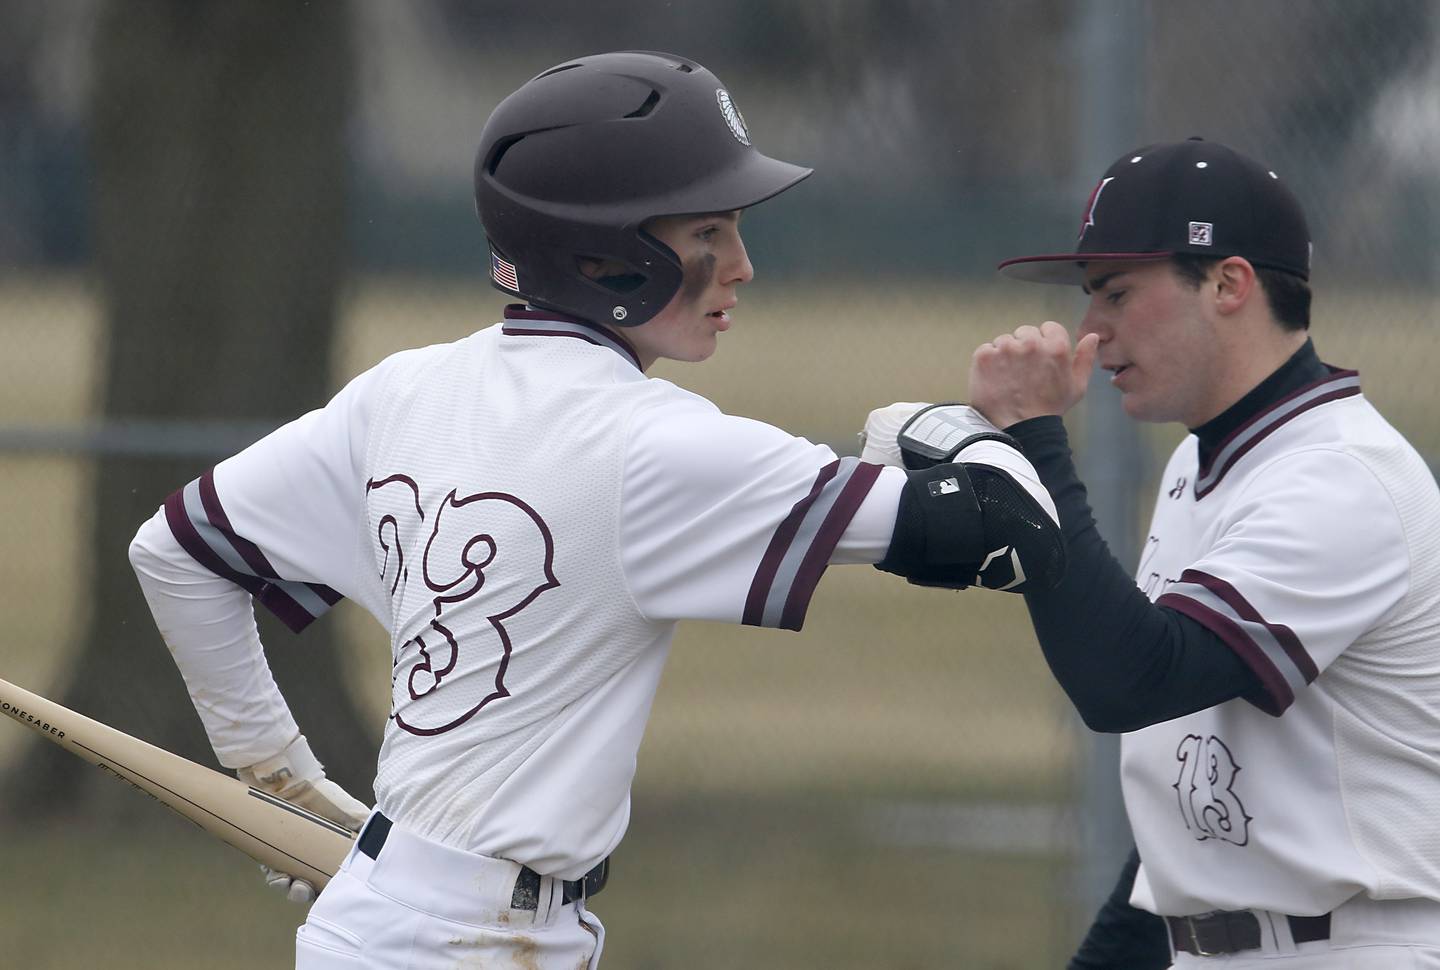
[
  {"x1": 858, "y1": 402, "x2": 932, "y2": 466},
  {"x1": 238, "y1": 734, "x2": 370, "y2": 904}
]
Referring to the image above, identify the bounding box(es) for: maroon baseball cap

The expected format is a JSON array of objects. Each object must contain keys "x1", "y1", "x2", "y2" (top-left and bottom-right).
[{"x1": 998, "y1": 138, "x2": 1312, "y2": 285}]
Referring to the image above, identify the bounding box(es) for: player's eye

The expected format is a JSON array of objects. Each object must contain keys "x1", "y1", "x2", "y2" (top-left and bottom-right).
[
  {"x1": 696, "y1": 225, "x2": 720, "y2": 243},
  {"x1": 1106, "y1": 290, "x2": 1126, "y2": 306}
]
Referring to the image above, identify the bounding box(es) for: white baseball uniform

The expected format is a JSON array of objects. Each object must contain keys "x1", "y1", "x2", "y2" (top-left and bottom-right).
[
  {"x1": 1120, "y1": 369, "x2": 1440, "y2": 961},
  {"x1": 130, "y1": 305, "x2": 908, "y2": 968}
]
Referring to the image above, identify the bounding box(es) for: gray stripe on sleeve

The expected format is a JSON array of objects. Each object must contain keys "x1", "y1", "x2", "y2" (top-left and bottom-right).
[
  {"x1": 761, "y1": 457, "x2": 860, "y2": 628},
  {"x1": 1167, "y1": 580, "x2": 1308, "y2": 699},
  {"x1": 181, "y1": 480, "x2": 333, "y2": 619}
]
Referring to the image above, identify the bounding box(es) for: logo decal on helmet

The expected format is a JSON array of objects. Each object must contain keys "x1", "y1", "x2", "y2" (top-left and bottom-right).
[{"x1": 715, "y1": 89, "x2": 750, "y2": 146}]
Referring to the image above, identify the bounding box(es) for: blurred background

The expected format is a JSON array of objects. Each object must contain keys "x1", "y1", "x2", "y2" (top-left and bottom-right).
[{"x1": 1, "y1": 1, "x2": 1436, "y2": 967}]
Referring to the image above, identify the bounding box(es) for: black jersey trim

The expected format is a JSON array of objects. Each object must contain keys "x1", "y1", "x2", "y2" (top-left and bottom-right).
[
  {"x1": 501, "y1": 304, "x2": 643, "y2": 370},
  {"x1": 1194, "y1": 369, "x2": 1360, "y2": 499}
]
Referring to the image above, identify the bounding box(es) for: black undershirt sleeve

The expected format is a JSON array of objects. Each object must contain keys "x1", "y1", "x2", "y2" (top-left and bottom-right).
[
  {"x1": 1006, "y1": 416, "x2": 1267, "y2": 733},
  {"x1": 1067, "y1": 847, "x2": 1171, "y2": 970}
]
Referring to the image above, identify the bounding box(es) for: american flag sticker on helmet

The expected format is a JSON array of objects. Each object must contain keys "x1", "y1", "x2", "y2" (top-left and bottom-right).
[{"x1": 491, "y1": 252, "x2": 519, "y2": 291}]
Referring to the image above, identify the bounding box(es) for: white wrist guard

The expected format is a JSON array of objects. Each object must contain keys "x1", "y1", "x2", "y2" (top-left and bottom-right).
[
  {"x1": 897, "y1": 403, "x2": 1016, "y2": 470},
  {"x1": 238, "y1": 734, "x2": 370, "y2": 832},
  {"x1": 238, "y1": 734, "x2": 324, "y2": 797}
]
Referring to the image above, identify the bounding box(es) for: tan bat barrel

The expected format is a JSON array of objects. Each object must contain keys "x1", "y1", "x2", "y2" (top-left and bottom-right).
[{"x1": 0, "y1": 676, "x2": 355, "y2": 888}]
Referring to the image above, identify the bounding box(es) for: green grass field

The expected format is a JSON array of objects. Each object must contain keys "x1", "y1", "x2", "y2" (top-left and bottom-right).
[{"x1": 1, "y1": 274, "x2": 1435, "y2": 967}]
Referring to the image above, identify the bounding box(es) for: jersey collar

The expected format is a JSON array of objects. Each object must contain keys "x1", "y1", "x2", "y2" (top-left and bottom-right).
[
  {"x1": 1193, "y1": 360, "x2": 1361, "y2": 499},
  {"x1": 501, "y1": 304, "x2": 643, "y2": 371}
]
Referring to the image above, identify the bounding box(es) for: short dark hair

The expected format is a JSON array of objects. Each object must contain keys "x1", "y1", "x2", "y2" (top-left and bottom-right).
[{"x1": 1170, "y1": 254, "x2": 1310, "y2": 331}]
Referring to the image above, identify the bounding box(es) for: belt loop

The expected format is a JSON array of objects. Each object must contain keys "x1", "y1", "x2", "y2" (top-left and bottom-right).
[
  {"x1": 1263, "y1": 910, "x2": 1298, "y2": 955},
  {"x1": 543, "y1": 873, "x2": 559, "y2": 924}
]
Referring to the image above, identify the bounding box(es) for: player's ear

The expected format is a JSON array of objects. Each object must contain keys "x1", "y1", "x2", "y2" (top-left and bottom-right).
[{"x1": 1212, "y1": 256, "x2": 1256, "y2": 317}]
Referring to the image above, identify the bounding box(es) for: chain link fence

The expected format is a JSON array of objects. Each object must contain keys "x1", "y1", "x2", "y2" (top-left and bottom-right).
[{"x1": 1, "y1": 3, "x2": 1435, "y2": 967}]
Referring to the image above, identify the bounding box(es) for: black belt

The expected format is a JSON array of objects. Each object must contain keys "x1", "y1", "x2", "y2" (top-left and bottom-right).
[
  {"x1": 1166, "y1": 910, "x2": 1331, "y2": 957},
  {"x1": 511, "y1": 856, "x2": 609, "y2": 910},
  {"x1": 356, "y1": 812, "x2": 610, "y2": 912}
]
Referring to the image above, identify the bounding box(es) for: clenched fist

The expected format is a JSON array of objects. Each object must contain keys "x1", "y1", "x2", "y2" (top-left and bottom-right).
[{"x1": 969, "y1": 322, "x2": 1099, "y2": 429}]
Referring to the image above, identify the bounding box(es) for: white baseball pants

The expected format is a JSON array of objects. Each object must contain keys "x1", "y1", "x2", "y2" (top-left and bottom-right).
[
  {"x1": 294, "y1": 815, "x2": 604, "y2": 970},
  {"x1": 1168, "y1": 896, "x2": 1440, "y2": 968}
]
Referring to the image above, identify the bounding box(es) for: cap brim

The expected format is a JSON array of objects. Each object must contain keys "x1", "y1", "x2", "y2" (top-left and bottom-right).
[{"x1": 997, "y1": 251, "x2": 1173, "y2": 285}]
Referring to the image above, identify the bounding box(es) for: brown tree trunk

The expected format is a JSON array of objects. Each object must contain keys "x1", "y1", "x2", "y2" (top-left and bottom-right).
[{"x1": 8, "y1": 0, "x2": 376, "y2": 819}]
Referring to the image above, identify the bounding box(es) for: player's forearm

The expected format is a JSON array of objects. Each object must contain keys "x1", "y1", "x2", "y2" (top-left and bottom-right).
[
  {"x1": 1006, "y1": 418, "x2": 1263, "y2": 732},
  {"x1": 129, "y1": 509, "x2": 301, "y2": 767},
  {"x1": 1008, "y1": 415, "x2": 1164, "y2": 729}
]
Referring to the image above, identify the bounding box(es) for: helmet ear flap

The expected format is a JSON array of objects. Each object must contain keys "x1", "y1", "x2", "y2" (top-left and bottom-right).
[
  {"x1": 573, "y1": 216, "x2": 681, "y2": 296},
  {"x1": 586, "y1": 234, "x2": 684, "y2": 326},
  {"x1": 505, "y1": 232, "x2": 683, "y2": 327}
]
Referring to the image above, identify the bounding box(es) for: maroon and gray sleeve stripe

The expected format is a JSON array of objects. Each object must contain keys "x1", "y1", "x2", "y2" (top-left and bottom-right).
[
  {"x1": 742, "y1": 457, "x2": 883, "y2": 631},
  {"x1": 1157, "y1": 568, "x2": 1317, "y2": 716},
  {"x1": 162, "y1": 471, "x2": 342, "y2": 633}
]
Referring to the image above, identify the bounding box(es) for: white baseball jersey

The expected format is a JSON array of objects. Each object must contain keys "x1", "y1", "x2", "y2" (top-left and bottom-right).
[
  {"x1": 1121, "y1": 368, "x2": 1440, "y2": 916},
  {"x1": 131, "y1": 306, "x2": 903, "y2": 879}
]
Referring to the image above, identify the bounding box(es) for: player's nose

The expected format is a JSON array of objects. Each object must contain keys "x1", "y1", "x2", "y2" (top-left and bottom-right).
[{"x1": 725, "y1": 236, "x2": 755, "y2": 286}]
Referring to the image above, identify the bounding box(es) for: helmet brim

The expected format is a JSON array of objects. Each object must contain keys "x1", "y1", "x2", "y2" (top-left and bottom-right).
[{"x1": 639, "y1": 151, "x2": 812, "y2": 223}]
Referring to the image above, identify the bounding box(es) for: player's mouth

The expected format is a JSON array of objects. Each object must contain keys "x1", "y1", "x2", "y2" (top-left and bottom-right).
[
  {"x1": 1104, "y1": 363, "x2": 1132, "y2": 385},
  {"x1": 707, "y1": 302, "x2": 735, "y2": 328}
]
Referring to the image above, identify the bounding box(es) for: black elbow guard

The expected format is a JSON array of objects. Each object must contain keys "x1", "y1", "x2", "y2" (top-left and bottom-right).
[
  {"x1": 969, "y1": 464, "x2": 1067, "y2": 591},
  {"x1": 876, "y1": 462, "x2": 1067, "y2": 592},
  {"x1": 876, "y1": 463, "x2": 986, "y2": 589}
]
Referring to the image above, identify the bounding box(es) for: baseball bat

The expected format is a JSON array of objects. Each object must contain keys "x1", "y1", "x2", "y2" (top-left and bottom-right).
[{"x1": 0, "y1": 676, "x2": 355, "y2": 888}]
